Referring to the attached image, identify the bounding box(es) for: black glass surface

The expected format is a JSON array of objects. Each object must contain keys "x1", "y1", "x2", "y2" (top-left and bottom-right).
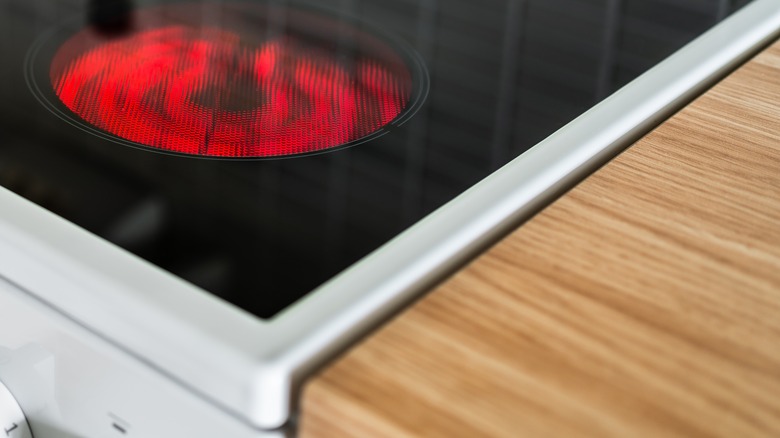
[{"x1": 0, "y1": 0, "x2": 751, "y2": 318}]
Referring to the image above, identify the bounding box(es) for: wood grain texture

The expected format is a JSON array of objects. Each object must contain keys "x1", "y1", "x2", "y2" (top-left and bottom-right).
[{"x1": 299, "y1": 40, "x2": 780, "y2": 437}]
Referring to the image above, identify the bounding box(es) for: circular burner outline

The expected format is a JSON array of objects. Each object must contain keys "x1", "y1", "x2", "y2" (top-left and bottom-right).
[{"x1": 25, "y1": 3, "x2": 429, "y2": 160}]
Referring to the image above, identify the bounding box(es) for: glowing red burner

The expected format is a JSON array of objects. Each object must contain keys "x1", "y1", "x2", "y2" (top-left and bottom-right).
[{"x1": 49, "y1": 7, "x2": 414, "y2": 158}]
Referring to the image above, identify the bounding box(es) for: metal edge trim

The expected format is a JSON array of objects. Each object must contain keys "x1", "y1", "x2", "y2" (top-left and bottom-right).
[{"x1": 272, "y1": 0, "x2": 780, "y2": 427}]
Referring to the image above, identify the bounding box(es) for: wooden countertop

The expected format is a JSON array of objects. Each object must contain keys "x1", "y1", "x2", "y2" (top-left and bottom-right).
[{"x1": 299, "y1": 39, "x2": 780, "y2": 437}]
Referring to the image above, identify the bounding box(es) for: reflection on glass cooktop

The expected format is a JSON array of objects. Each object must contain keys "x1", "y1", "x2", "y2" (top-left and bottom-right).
[{"x1": 0, "y1": 0, "x2": 751, "y2": 318}]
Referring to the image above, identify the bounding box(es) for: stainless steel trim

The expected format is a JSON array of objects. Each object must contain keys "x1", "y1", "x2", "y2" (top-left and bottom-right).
[
  {"x1": 276, "y1": 0, "x2": 780, "y2": 422},
  {"x1": 0, "y1": 0, "x2": 778, "y2": 431}
]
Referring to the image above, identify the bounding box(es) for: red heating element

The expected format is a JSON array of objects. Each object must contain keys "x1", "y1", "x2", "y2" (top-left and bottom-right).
[{"x1": 50, "y1": 23, "x2": 412, "y2": 157}]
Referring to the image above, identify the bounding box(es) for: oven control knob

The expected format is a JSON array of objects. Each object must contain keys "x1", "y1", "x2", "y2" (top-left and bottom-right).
[{"x1": 0, "y1": 381, "x2": 32, "y2": 437}]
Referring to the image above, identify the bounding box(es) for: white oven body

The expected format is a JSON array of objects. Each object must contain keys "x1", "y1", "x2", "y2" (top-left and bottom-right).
[{"x1": 0, "y1": 278, "x2": 285, "y2": 438}]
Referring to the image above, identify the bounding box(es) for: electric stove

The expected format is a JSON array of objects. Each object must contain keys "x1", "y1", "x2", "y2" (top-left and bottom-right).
[{"x1": 0, "y1": 0, "x2": 778, "y2": 436}]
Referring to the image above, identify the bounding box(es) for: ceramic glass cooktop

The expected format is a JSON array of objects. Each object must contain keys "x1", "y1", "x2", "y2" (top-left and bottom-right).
[{"x1": 0, "y1": 0, "x2": 750, "y2": 318}]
